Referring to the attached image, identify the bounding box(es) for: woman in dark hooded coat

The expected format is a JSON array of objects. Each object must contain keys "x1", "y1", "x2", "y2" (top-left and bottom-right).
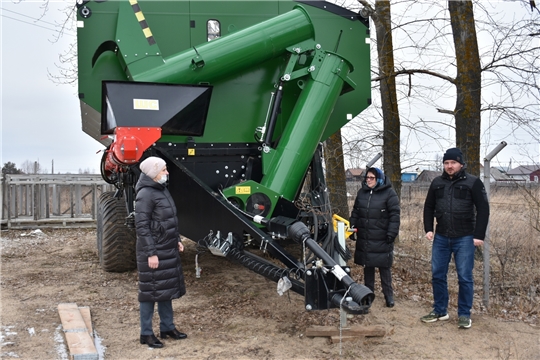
[
  {"x1": 135, "y1": 156, "x2": 187, "y2": 348},
  {"x1": 349, "y1": 167, "x2": 400, "y2": 307}
]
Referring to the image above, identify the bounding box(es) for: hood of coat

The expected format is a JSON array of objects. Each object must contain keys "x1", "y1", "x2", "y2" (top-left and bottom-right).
[
  {"x1": 361, "y1": 174, "x2": 392, "y2": 192},
  {"x1": 362, "y1": 167, "x2": 392, "y2": 191},
  {"x1": 135, "y1": 172, "x2": 165, "y2": 193}
]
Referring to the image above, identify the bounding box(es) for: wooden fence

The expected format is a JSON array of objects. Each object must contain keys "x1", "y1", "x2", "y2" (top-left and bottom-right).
[
  {"x1": 3, "y1": 175, "x2": 535, "y2": 230},
  {"x1": 1, "y1": 174, "x2": 115, "y2": 229}
]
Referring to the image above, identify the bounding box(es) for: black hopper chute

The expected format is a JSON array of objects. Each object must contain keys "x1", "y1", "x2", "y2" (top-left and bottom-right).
[{"x1": 101, "y1": 81, "x2": 213, "y2": 136}]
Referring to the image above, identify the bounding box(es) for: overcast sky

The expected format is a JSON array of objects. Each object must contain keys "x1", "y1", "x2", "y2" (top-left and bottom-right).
[
  {"x1": 1, "y1": 1, "x2": 539, "y2": 175},
  {"x1": 1, "y1": 1, "x2": 102, "y2": 174}
]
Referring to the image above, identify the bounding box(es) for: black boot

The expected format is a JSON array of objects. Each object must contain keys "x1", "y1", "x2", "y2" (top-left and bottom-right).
[
  {"x1": 140, "y1": 334, "x2": 164, "y2": 348},
  {"x1": 385, "y1": 295, "x2": 394, "y2": 308},
  {"x1": 160, "y1": 328, "x2": 187, "y2": 340}
]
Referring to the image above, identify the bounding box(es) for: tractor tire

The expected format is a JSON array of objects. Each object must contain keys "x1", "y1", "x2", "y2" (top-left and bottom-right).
[{"x1": 97, "y1": 191, "x2": 137, "y2": 272}]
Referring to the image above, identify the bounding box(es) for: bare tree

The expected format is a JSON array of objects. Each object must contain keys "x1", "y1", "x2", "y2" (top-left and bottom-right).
[
  {"x1": 342, "y1": 112, "x2": 383, "y2": 170},
  {"x1": 519, "y1": 184, "x2": 540, "y2": 234},
  {"x1": 448, "y1": 0, "x2": 482, "y2": 176},
  {"x1": 352, "y1": 0, "x2": 403, "y2": 198},
  {"x1": 45, "y1": 3, "x2": 79, "y2": 86},
  {"x1": 476, "y1": 1, "x2": 540, "y2": 156},
  {"x1": 21, "y1": 160, "x2": 46, "y2": 174},
  {"x1": 324, "y1": 133, "x2": 350, "y2": 217},
  {"x1": 375, "y1": 0, "x2": 402, "y2": 196},
  {"x1": 352, "y1": 0, "x2": 540, "y2": 174},
  {"x1": 79, "y1": 168, "x2": 92, "y2": 174}
]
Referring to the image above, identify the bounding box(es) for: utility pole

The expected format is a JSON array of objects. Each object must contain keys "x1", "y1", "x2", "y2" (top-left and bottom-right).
[
  {"x1": 366, "y1": 153, "x2": 382, "y2": 170},
  {"x1": 482, "y1": 141, "x2": 507, "y2": 308}
]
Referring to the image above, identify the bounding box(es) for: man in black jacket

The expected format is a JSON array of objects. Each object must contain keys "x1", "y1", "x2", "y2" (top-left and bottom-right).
[{"x1": 421, "y1": 148, "x2": 490, "y2": 329}]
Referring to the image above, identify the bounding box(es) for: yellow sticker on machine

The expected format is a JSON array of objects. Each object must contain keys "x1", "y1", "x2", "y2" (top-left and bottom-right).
[
  {"x1": 133, "y1": 99, "x2": 159, "y2": 110},
  {"x1": 235, "y1": 186, "x2": 251, "y2": 195}
]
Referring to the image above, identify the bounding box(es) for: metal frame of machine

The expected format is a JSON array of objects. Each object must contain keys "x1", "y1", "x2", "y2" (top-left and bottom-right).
[{"x1": 77, "y1": 0, "x2": 374, "y2": 313}]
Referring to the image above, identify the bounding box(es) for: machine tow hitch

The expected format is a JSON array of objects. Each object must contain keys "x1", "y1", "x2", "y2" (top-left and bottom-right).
[{"x1": 255, "y1": 216, "x2": 374, "y2": 312}]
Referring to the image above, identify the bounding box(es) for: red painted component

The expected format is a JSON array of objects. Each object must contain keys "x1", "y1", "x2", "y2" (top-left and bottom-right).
[
  {"x1": 102, "y1": 127, "x2": 162, "y2": 176},
  {"x1": 121, "y1": 137, "x2": 137, "y2": 161}
]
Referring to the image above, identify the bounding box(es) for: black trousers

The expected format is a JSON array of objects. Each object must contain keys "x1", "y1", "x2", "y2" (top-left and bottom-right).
[{"x1": 364, "y1": 266, "x2": 393, "y2": 299}]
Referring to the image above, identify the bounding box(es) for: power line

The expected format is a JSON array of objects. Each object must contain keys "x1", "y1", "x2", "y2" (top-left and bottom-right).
[
  {"x1": 1, "y1": 7, "x2": 59, "y2": 26},
  {"x1": 0, "y1": 7, "x2": 75, "y2": 37}
]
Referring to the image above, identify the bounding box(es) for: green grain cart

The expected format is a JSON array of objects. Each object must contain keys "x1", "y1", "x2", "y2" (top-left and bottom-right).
[{"x1": 77, "y1": 0, "x2": 374, "y2": 313}]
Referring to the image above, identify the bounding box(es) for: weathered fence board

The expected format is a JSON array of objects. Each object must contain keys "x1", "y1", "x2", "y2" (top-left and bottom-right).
[{"x1": 1, "y1": 174, "x2": 114, "y2": 229}]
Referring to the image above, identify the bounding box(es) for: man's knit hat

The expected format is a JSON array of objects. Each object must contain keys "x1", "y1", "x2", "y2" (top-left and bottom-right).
[
  {"x1": 140, "y1": 157, "x2": 166, "y2": 179},
  {"x1": 443, "y1": 147, "x2": 465, "y2": 164}
]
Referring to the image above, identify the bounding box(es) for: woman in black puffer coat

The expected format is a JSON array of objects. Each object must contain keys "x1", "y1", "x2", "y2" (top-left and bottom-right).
[
  {"x1": 349, "y1": 167, "x2": 400, "y2": 307},
  {"x1": 135, "y1": 156, "x2": 187, "y2": 348}
]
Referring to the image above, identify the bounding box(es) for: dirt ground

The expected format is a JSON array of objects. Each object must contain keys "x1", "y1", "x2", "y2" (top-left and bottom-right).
[{"x1": 1, "y1": 228, "x2": 539, "y2": 360}]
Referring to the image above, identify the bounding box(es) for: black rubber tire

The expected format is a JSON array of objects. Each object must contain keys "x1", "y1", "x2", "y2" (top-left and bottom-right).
[{"x1": 96, "y1": 191, "x2": 137, "y2": 272}]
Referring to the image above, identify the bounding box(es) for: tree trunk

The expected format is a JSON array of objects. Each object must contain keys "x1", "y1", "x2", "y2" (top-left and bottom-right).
[
  {"x1": 449, "y1": 0, "x2": 482, "y2": 176},
  {"x1": 374, "y1": 0, "x2": 402, "y2": 199},
  {"x1": 324, "y1": 130, "x2": 349, "y2": 218}
]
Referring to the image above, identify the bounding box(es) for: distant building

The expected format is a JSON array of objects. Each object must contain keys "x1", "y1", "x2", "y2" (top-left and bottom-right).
[
  {"x1": 506, "y1": 165, "x2": 540, "y2": 182},
  {"x1": 416, "y1": 170, "x2": 440, "y2": 183},
  {"x1": 416, "y1": 166, "x2": 516, "y2": 184},
  {"x1": 345, "y1": 168, "x2": 365, "y2": 182},
  {"x1": 479, "y1": 165, "x2": 512, "y2": 183},
  {"x1": 530, "y1": 169, "x2": 540, "y2": 183},
  {"x1": 401, "y1": 172, "x2": 418, "y2": 183}
]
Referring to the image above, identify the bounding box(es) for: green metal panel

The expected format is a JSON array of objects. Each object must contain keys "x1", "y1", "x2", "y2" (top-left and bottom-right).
[
  {"x1": 298, "y1": 4, "x2": 371, "y2": 140},
  {"x1": 129, "y1": 5, "x2": 316, "y2": 143},
  {"x1": 159, "y1": 58, "x2": 284, "y2": 143},
  {"x1": 77, "y1": 0, "x2": 371, "y2": 214},
  {"x1": 136, "y1": 1, "x2": 191, "y2": 58},
  {"x1": 77, "y1": 1, "x2": 123, "y2": 107},
  {"x1": 131, "y1": 7, "x2": 314, "y2": 83},
  {"x1": 188, "y1": 1, "x2": 280, "y2": 44},
  {"x1": 221, "y1": 52, "x2": 353, "y2": 204},
  {"x1": 114, "y1": 1, "x2": 164, "y2": 79},
  {"x1": 77, "y1": 0, "x2": 370, "y2": 144},
  {"x1": 261, "y1": 53, "x2": 353, "y2": 199}
]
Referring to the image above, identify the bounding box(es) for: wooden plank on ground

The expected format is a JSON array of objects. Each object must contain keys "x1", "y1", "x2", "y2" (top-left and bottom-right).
[
  {"x1": 330, "y1": 335, "x2": 366, "y2": 343},
  {"x1": 78, "y1": 306, "x2": 93, "y2": 336},
  {"x1": 63, "y1": 332, "x2": 98, "y2": 360},
  {"x1": 305, "y1": 325, "x2": 386, "y2": 338},
  {"x1": 58, "y1": 303, "x2": 87, "y2": 331},
  {"x1": 57, "y1": 303, "x2": 98, "y2": 360}
]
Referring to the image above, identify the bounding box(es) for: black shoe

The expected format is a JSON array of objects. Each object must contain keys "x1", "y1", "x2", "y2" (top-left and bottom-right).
[
  {"x1": 160, "y1": 328, "x2": 187, "y2": 340},
  {"x1": 385, "y1": 296, "x2": 394, "y2": 308},
  {"x1": 140, "y1": 334, "x2": 164, "y2": 348}
]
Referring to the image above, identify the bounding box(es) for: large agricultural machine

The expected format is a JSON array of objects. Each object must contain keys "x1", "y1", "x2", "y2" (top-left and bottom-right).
[{"x1": 77, "y1": 0, "x2": 374, "y2": 313}]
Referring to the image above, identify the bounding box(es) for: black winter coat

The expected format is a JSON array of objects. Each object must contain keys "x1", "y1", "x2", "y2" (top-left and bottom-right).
[
  {"x1": 349, "y1": 176, "x2": 400, "y2": 268},
  {"x1": 423, "y1": 169, "x2": 490, "y2": 239},
  {"x1": 135, "y1": 173, "x2": 186, "y2": 303}
]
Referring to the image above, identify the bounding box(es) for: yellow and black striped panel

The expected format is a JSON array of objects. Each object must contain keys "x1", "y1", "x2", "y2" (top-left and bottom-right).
[{"x1": 129, "y1": 0, "x2": 155, "y2": 45}]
